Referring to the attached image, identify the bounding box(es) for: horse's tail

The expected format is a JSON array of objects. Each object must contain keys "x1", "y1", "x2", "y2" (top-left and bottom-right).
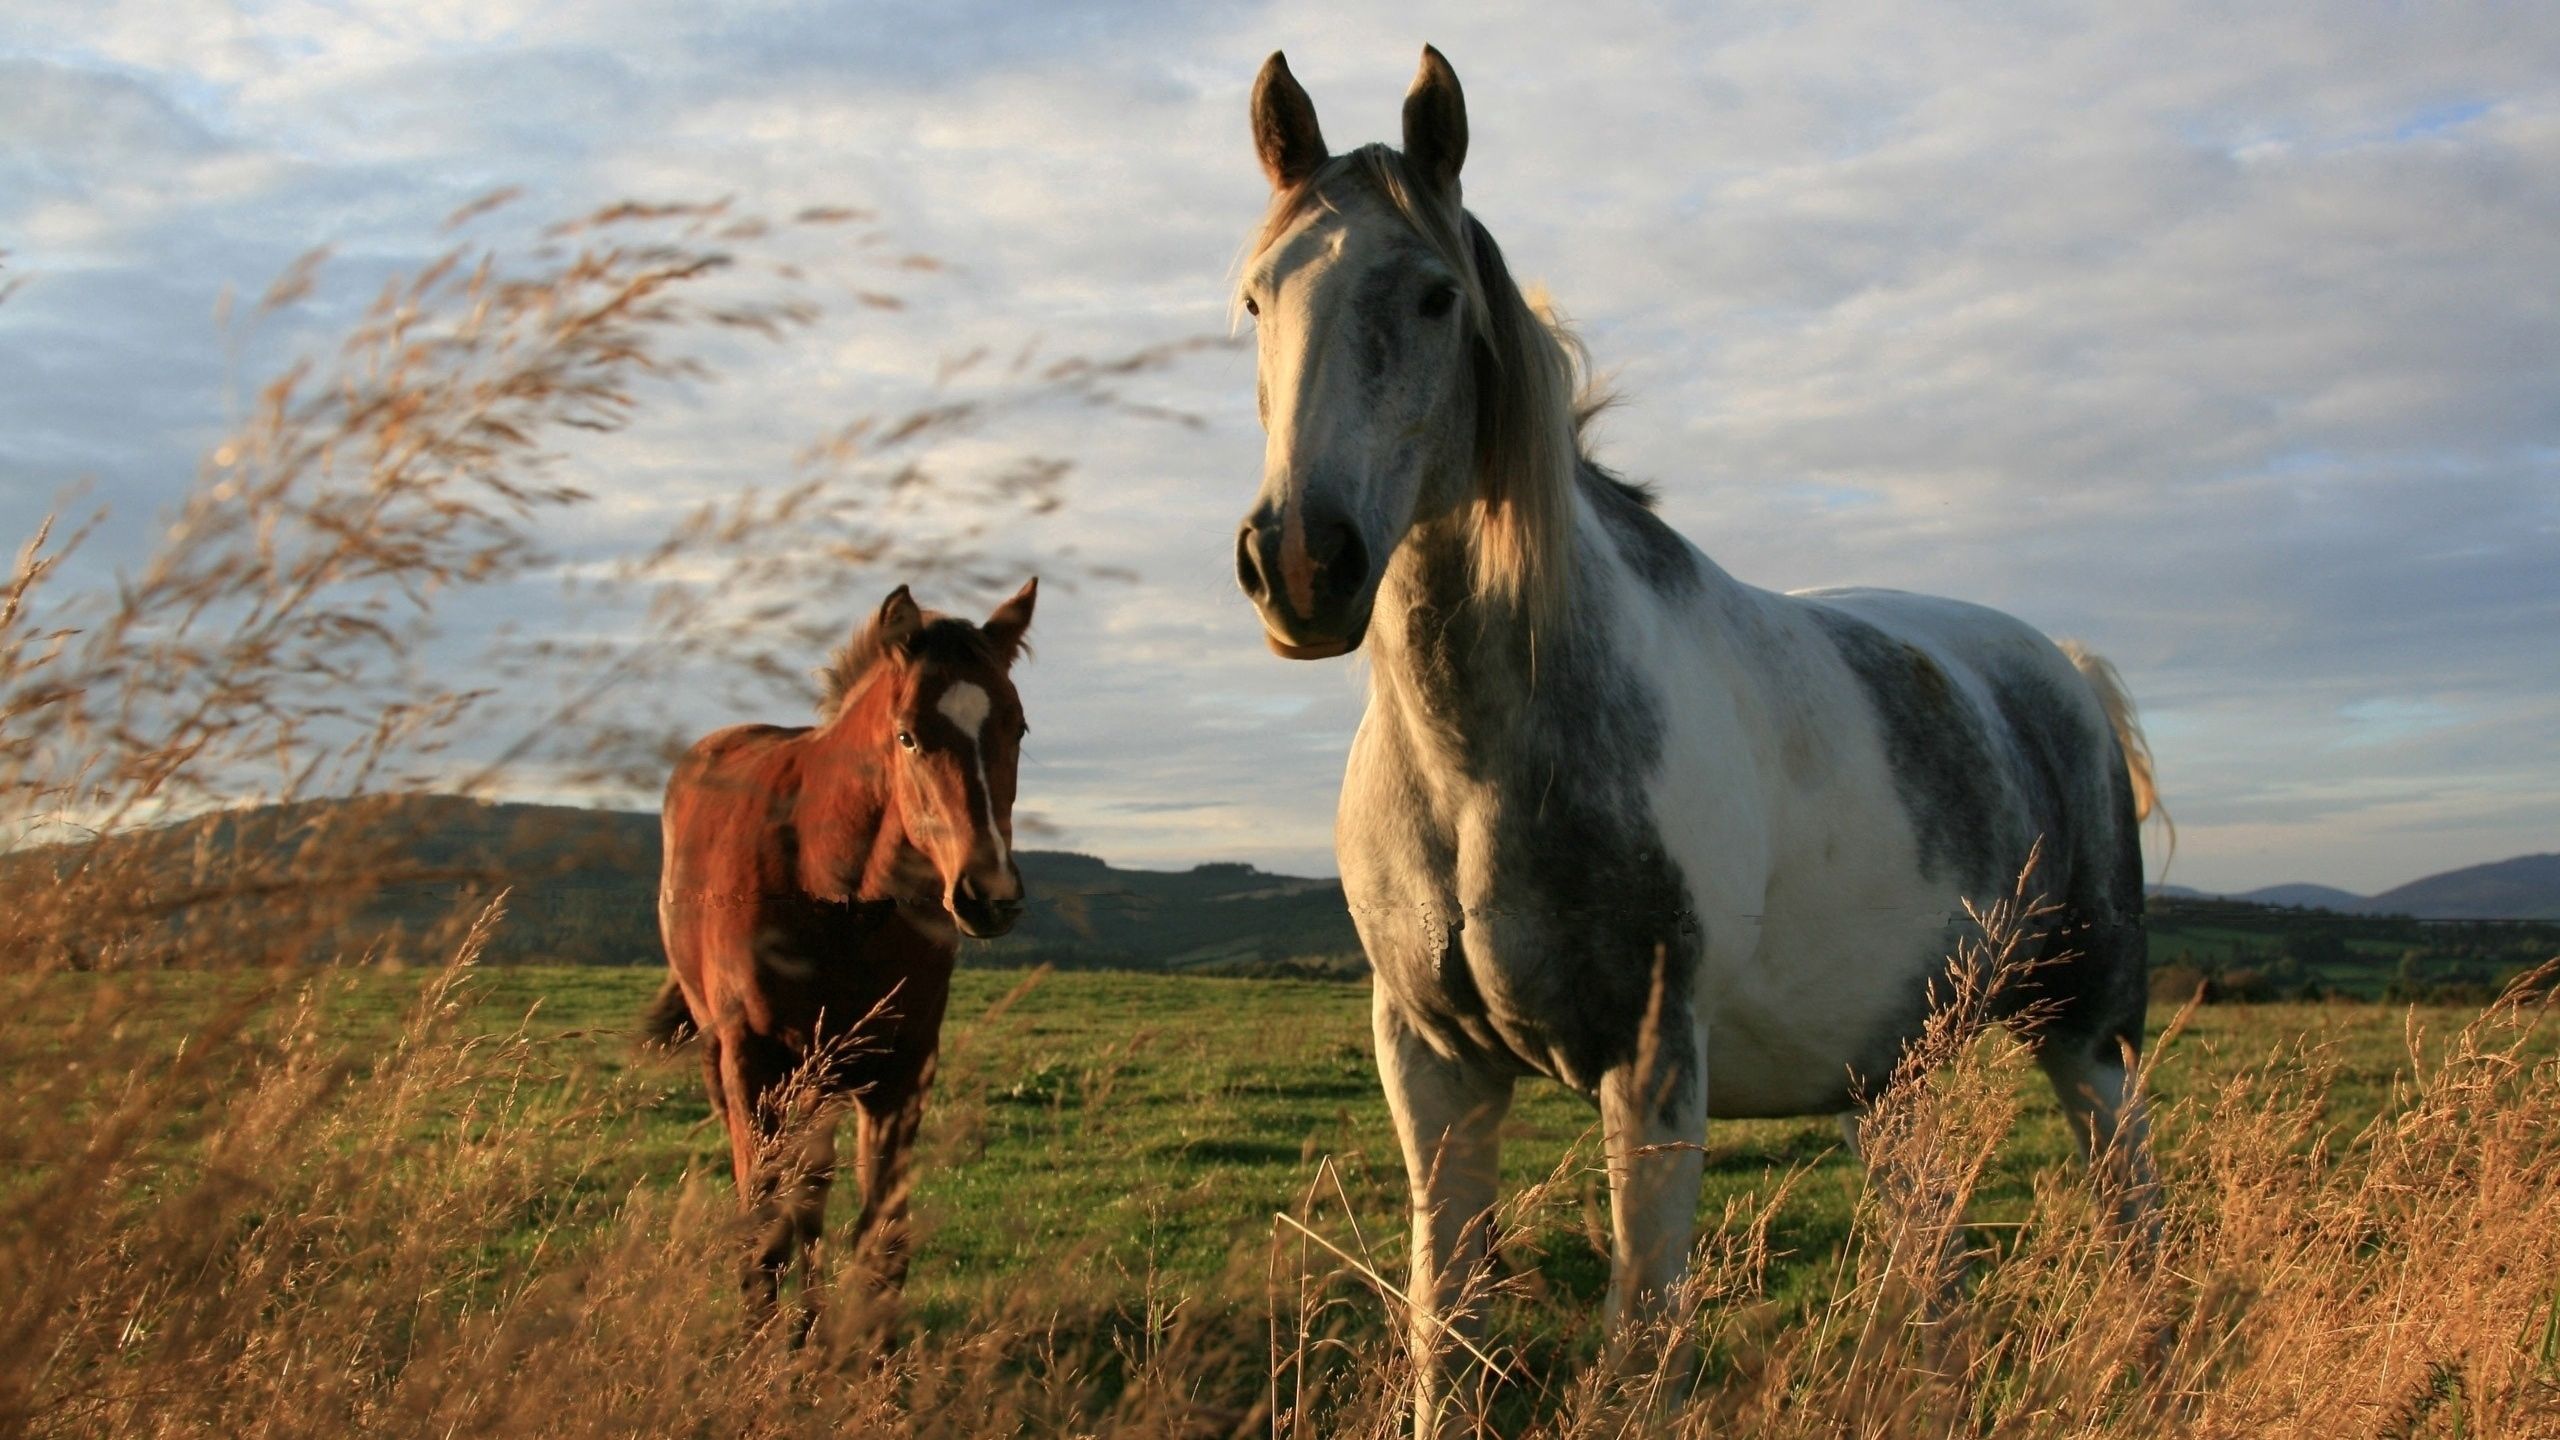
[
  {"x1": 2058, "y1": 641, "x2": 2173, "y2": 860},
  {"x1": 640, "y1": 975, "x2": 698, "y2": 1049}
]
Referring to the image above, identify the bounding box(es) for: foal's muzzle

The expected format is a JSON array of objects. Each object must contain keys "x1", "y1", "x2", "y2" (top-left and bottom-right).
[
  {"x1": 949, "y1": 866, "x2": 1025, "y2": 939},
  {"x1": 1235, "y1": 499, "x2": 1372, "y2": 659}
]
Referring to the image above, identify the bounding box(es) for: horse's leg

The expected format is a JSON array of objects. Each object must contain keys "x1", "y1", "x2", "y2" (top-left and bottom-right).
[
  {"x1": 849, "y1": 1053, "x2": 934, "y2": 1297},
  {"x1": 703, "y1": 1029, "x2": 744, "y2": 1187},
  {"x1": 720, "y1": 1027, "x2": 803, "y2": 1332},
  {"x1": 700, "y1": 1028, "x2": 778, "y2": 1328},
  {"x1": 1597, "y1": 1020, "x2": 1707, "y2": 1336},
  {"x1": 782, "y1": 1114, "x2": 840, "y2": 1346},
  {"x1": 1375, "y1": 998, "x2": 1514, "y2": 1439},
  {"x1": 2039, "y1": 1032, "x2": 2162, "y2": 1249}
]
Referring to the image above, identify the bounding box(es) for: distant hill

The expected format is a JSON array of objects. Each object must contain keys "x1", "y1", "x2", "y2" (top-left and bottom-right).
[
  {"x1": 978, "y1": 853, "x2": 1359, "y2": 973},
  {"x1": 2146, "y1": 880, "x2": 2375, "y2": 912},
  {"x1": 2368, "y1": 853, "x2": 2560, "y2": 921},
  {"x1": 4, "y1": 796, "x2": 1362, "y2": 974},
  {"x1": 2237, "y1": 883, "x2": 2371, "y2": 912},
  {"x1": 15, "y1": 796, "x2": 2551, "y2": 988},
  {"x1": 2148, "y1": 853, "x2": 2560, "y2": 921}
]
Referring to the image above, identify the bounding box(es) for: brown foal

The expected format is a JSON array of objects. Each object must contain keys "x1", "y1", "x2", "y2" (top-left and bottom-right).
[{"x1": 647, "y1": 579, "x2": 1035, "y2": 1335}]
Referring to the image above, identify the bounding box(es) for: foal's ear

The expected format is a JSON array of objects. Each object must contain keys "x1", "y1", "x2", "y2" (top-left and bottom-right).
[
  {"x1": 1251, "y1": 51, "x2": 1328, "y2": 192},
  {"x1": 1401, "y1": 44, "x2": 1467, "y2": 194},
  {"x1": 872, "y1": 584, "x2": 923, "y2": 651},
  {"x1": 982, "y1": 577, "x2": 1037, "y2": 664}
]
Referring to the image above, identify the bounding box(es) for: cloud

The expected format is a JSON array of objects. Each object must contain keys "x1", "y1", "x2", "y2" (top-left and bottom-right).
[{"x1": 2, "y1": 2, "x2": 2555, "y2": 895}]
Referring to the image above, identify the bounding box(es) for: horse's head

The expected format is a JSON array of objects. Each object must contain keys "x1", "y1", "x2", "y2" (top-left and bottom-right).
[
  {"x1": 845, "y1": 580, "x2": 1038, "y2": 937},
  {"x1": 1232, "y1": 46, "x2": 1574, "y2": 659}
]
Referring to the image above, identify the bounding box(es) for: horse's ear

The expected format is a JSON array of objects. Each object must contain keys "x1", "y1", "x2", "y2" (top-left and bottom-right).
[
  {"x1": 982, "y1": 577, "x2": 1037, "y2": 664},
  {"x1": 1252, "y1": 51, "x2": 1328, "y2": 192},
  {"x1": 872, "y1": 584, "x2": 923, "y2": 652},
  {"x1": 1401, "y1": 44, "x2": 1468, "y2": 194}
]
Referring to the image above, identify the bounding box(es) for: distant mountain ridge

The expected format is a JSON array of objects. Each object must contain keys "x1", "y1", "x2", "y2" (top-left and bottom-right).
[
  {"x1": 6, "y1": 796, "x2": 1362, "y2": 972},
  {"x1": 2238, "y1": 883, "x2": 2371, "y2": 912},
  {"x1": 19, "y1": 798, "x2": 2553, "y2": 975},
  {"x1": 2369, "y1": 853, "x2": 2560, "y2": 921},
  {"x1": 2151, "y1": 852, "x2": 2560, "y2": 920}
]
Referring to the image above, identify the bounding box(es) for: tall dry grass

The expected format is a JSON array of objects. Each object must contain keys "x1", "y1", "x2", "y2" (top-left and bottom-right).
[{"x1": 4, "y1": 201, "x2": 2558, "y2": 1438}]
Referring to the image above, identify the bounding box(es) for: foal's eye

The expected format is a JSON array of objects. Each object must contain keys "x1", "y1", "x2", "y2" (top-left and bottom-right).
[
  {"x1": 1242, "y1": 295, "x2": 1261, "y2": 318},
  {"x1": 896, "y1": 730, "x2": 917, "y2": 751},
  {"x1": 1419, "y1": 284, "x2": 1458, "y2": 318}
]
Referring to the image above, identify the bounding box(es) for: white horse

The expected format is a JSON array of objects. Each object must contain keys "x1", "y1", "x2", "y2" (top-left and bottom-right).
[{"x1": 1232, "y1": 46, "x2": 2163, "y2": 1432}]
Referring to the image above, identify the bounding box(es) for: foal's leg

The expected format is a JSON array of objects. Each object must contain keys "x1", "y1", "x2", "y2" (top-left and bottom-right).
[
  {"x1": 703, "y1": 1030, "x2": 742, "y2": 1186},
  {"x1": 1375, "y1": 1000, "x2": 1515, "y2": 1439},
  {"x1": 720, "y1": 1028, "x2": 809, "y2": 1331},
  {"x1": 848, "y1": 1054, "x2": 936, "y2": 1297},
  {"x1": 701, "y1": 1029, "x2": 777, "y2": 1322},
  {"x1": 2039, "y1": 1032, "x2": 2162, "y2": 1248},
  {"x1": 780, "y1": 1118, "x2": 840, "y2": 1345},
  {"x1": 1597, "y1": 1019, "x2": 1707, "y2": 1336}
]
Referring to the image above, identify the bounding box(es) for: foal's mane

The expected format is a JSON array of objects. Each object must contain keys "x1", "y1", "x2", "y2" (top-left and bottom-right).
[
  {"x1": 816, "y1": 615, "x2": 1003, "y2": 720},
  {"x1": 1249, "y1": 143, "x2": 1624, "y2": 629}
]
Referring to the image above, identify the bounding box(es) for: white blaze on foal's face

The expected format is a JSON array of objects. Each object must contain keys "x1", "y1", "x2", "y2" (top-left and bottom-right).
[
  {"x1": 933, "y1": 681, "x2": 1007, "y2": 865},
  {"x1": 936, "y1": 680, "x2": 991, "y2": 739}
]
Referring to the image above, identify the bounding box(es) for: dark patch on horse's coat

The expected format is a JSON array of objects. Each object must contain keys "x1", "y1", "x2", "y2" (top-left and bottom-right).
[
  {"x1": 1583, "y1": 460, "x2": 1697, "y2": 595},
  {"x1": 1804, "y1": 604, "x2": 2018, "y2": 898},
  {"x1": 1979, "y1": 659, "x2": 2150, "y2": 1052},
  {"x1": 1802, "y1": 607, "x2": 2152, "y2": 1082}
]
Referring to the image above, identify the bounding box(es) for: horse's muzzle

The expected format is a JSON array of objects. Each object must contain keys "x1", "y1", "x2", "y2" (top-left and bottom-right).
[
  {"x1": 949, "y1": 868, "x2": 1025, "y2": 939},
  {"x1": 1236, "y1": 502, "x2": 1372, "y2": 659}
]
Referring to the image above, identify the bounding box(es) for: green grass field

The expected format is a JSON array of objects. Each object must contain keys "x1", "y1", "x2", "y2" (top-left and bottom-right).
[
  {"x1": 12, "y1": 953, "x2": 2560, "y2": 1437},
  {"x1": 15, "y1": 963, "x2": 2497, "y2": 1339}
]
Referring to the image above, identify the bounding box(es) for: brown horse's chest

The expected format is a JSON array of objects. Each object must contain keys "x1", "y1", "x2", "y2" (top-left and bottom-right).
[{"x1": 703, "y1": 897, "x2": 958, "y2": 1066}]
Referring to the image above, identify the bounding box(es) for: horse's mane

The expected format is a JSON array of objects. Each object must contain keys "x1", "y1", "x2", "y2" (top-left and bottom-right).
[
  {"x1": 816, "y1": 614, "x2": 1004, "y2": 720},
  {"x1": 1249, "y1": 143, "x2": 1631, "y2": 628}
]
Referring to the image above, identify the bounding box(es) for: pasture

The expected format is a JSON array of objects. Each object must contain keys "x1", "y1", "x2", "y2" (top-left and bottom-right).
[{"x1": 6, "y1": 956, "x2": 2556, "y2": 1436}]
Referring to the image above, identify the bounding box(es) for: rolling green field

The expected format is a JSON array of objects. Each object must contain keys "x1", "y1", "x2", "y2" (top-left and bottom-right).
[
  {"x1": 12, "y1": 963, "x2": 2510, "y2": 1334},
  {"x1": 10, "y1": 953, "x2": 2559, "y2": 1437}
]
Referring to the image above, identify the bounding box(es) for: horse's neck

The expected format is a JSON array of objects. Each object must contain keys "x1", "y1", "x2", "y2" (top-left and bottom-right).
[
  {"x1": 1367, "y1": 504, "x2": 1585, "y2": 758},
  {"x1": 793, "y1": 709, "x2": 907, "y2": 904},
  {"x1": 1367, "y1": 479, "x2": 1755, "y2": 775}
]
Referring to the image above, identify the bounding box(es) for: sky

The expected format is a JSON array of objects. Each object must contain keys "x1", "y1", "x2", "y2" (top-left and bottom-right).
[{"x1": 3, "y1": 2, "x2": 2555, "y2": 895}]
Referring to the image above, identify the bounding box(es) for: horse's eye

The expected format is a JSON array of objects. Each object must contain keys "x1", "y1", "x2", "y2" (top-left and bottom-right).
[
  {"x1": 1242, "y1": 295, "x2": 1260, "y2": 318},
  {"x1": 1419, "y1": 284, "x2": 1458, "y2": 318},
  {"x1": 897, "y1": 730, "x2": 917, "y2": 751}
]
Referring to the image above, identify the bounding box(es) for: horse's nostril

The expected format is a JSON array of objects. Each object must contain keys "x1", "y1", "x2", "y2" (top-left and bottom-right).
[
  {"x1": 1236, "y1": 524, "x2": 1267, "y2": 601},
  {"x1": 1315, "y1": 519, "x2": 1367, "y2": 604}
]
